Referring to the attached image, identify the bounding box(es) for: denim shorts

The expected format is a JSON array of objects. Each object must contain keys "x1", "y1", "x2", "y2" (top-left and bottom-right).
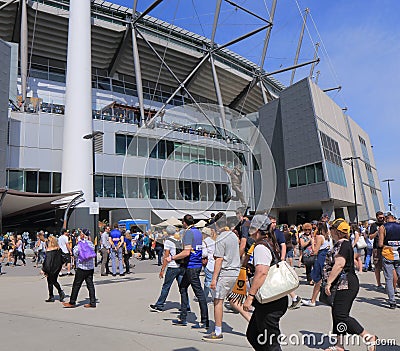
[{"x1": 286, "y1": 249, "x2": 294, "y2": 258}]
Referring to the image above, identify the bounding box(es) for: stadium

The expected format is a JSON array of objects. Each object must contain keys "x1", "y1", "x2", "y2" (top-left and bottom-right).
[{"x1": 0, "y1": 0, "x2": 384, "y2": 233}]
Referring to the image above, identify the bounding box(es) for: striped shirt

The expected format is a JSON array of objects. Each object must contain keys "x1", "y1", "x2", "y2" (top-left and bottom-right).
[{"x1": 73, "y1": 239, "x2": 95, "y2": 270}]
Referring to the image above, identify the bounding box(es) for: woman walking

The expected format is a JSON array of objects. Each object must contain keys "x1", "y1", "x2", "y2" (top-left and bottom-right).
[
  {"x1": 323, "y1": 218, "x2": 377, "y2": 351},
  {"x1": 300, "y1": 223, "x2": 315, "y2": 284},
  {"x1": 244, "y1": 215, "x2": 288, "y2": 351},
  {"x1": 350, "y1": 224, "x2": 363, "y2": 273},
  {"x1": 13, "y1": 234, "x2": 26, "y2": 266},
  {"x1": 42, "y1": 236, "x2": 65, "y2": 302},
  {"x1": 302, "y1": 221, "x2": 332, "y2": 307}
]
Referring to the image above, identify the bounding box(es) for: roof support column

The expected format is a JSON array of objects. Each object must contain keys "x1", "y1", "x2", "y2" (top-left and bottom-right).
[
  {"x1": 20, "y1": 0, "x2": 28, "y2": 109},
  {"x1": 61, "y1": 0, "x2": 93, "y2": 205}
]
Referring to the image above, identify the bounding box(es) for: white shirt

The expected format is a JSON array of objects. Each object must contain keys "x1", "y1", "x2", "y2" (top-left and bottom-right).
[
  {"x1": 253, "y1": 244, "x2": 272, "y2": 266},
  {"x1": 203, "y1": 236, "x2": 215, "y2": 272},
  {"x1": 164, "y1": 238, "x2": 179, "y2": 268},
  {"x1": 58, "y1": 235, "x2": 69, "y2": 254}
]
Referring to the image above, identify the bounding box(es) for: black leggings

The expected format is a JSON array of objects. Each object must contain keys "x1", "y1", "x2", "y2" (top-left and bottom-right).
[
  {"x1": 331, "y1": 275, "x2": 364, "y2": 335},
  {"x1": 47, "y1": 271, "x2": 62, "y2": 298},
  {"x1": 246, "y1": 296, "x2": 288, "y2": 351},
  {"x1": 14, "y1": 251, "x2": 26, "y2": 265}
]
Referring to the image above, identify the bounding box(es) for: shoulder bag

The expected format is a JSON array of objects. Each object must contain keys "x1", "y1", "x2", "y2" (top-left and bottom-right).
[
  {"x1": 255, "y1": 241, "x2": 299, "y2": 304},
  {"x1": 356, "y1": 235, "x2": 367, "y2": 249}
]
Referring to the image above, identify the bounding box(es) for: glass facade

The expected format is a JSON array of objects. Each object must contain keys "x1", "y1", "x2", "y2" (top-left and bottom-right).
[
  {"x1": 287, "y1": 163, "x2": 325, "y2": 188},
  {"x1": 115, "y1": 134, "x2": 247, "y2": 167},
  {"x1": 6, "y1": 170, "x2": 62, "y2": 193},
  {"x1": 95, "y1": 174, "x2": 230, "y2": 202},
  {"x1": 320, "y1": 131, "x2": 346, "y2": 187}
]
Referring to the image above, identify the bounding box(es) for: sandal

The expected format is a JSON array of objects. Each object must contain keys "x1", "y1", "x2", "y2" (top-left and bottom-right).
[{"x1": 365, "y1": 335, "x2": 378, "y2": 351}]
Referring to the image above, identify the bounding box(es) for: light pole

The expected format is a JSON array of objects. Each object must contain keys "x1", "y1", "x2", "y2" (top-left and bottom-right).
[
  {"x1": 83, "y1": 130, "x2": 104, "y2": 266},
  {"x1": 382, "y1": 179, "x2": 395, "y2": 212},
  {"x1": 343, "y1": 156, "x2": 360, "y2": 224}
]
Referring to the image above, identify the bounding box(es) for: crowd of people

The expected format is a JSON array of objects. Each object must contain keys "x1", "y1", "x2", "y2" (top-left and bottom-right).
[{"x1": 1, "y1": 208, "x2": 399, "y2": 350}]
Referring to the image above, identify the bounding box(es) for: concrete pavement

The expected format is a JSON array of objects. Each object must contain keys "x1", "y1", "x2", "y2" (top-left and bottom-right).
[{"x1": 0, "y1": 257, "x2": 399, "y2": 351}]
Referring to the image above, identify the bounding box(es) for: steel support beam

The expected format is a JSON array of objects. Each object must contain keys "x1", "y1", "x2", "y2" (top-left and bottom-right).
[
  {"x1": 290, "y1": 8, "x2": 309, "y2": 85},
  {"x1": 108, "y1": 22, "x2": 131, "y2": 77},
  {"x1": 20, "y1": 0, "x2": 28, "y2": 107}
]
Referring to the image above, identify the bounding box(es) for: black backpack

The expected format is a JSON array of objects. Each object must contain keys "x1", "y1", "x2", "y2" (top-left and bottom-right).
[{"x1": 167, "y1": 237, "x2": 187, "y2": 266}]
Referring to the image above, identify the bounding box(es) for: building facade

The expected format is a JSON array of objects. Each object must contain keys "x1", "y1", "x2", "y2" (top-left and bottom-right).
[{"x1": 258, "y1": 78, "x2": 384, "y2": 223}]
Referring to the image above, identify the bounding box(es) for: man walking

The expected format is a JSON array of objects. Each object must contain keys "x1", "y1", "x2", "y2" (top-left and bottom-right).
[
  {"x1": 168, "y1": 214, "x2": 209, "y2": 328},
  {"x1": 203, "y1": 213, "x2": 240, "y2": 341},
  {"x1": 109, "y1": 224, "x2": 124, "y2": 276},
  {"x1": 379, "y1": 212, "x2": 400, "y2": 309},
  {"x1": 370, "y1": 211, "x2": 386, "y2": 288},
  {"x1": 100, "y1": 226, "x2": 111, "y2": 276},
  {"x1": 58, "y1": 228, "x2": 73, "y2": 276},
  {"x1": 63, "y1": 229, "x2": 96, "y2": 308}
]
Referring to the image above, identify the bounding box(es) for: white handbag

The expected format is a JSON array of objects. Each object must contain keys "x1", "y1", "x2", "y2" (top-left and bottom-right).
[
  {"x1": 356, "y1": 235, "x2": 367, "y2": 249},
  {"x1": 255, "y1": 242, "x2": 300, "y2": 304}
]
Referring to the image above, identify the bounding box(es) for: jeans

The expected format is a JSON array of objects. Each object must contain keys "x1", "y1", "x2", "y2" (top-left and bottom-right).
[
  {"x1": 100, "y1": 248, "x2": 110, "y2": 275},
  {"x1": 179, "y1": 267, "x2": 208, "y2": 324},
  {"x1": 69, "y1": 268, "x2": 96, "y2": 306},
  {"x1": 110, "y1": 247, "x2": 124, "y2": 275},
  {"x1": 382, "y1": 258, "x2": 400, "y2": 304},
  {"x1": 155, "y1": 266, "x2": 184, "y2": 307},
  {"x1": 203, "y1": 266, "x2": 213, "y2": 299},
  {"x1": 364, "y1": 248, "x2": 373, "y2": 270},
  {"x1": 155, "y1": 246, "x2": 163, "y2": 266},
  {"x1": 246, "y1": 296, "x2": 288, "y2": 351}
]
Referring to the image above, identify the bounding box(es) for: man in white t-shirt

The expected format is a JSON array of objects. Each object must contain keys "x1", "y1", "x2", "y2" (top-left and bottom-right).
[
  {"x1": 58, "y1": 229, "x2": 73, "y2": 276},
  {"x1": 150, "y1": 225, "x2": 185, "y2": 312},
  {"x1": 203, "y1": 213, "x2": 240, "y2": 341}
]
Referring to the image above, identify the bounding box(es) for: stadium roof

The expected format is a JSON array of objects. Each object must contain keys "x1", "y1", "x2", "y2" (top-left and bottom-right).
[{"x1": 0, "y1": 0, "x2": 285, "y2": 114}]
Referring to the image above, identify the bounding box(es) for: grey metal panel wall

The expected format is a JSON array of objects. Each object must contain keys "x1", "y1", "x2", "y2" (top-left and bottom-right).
[{"x1": 0, "y1": 40, "x2": 11, "y2": 188}]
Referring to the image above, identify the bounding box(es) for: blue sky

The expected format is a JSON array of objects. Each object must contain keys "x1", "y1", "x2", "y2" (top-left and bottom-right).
[{"x1": 113, "y1": 0, "x2": 400, "y2": 215}]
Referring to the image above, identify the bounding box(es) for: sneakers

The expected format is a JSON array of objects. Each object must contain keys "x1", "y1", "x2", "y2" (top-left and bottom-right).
[
  {"x1": 45, "y1": 297, "x2": 55, "y2": 302},
  {"x1": 202, "y1": 332, "x2": 223, "y2": 341},
  {"x1": 389, "y1": 303, "x2": 396, "y2": 310},
  {"x1": 301, "y1": 299, "x2": 316, "y2": 307},
  {"x1": 191, "y1": 322, "x2": 209, "y2": 330},
  {"x1": 172, "y1": 319, "x2": 187, "y2": 326},
  {"x1": 149, "y1": 304, "x2": 164, "y2": 312},
  {"x1": 288, "y1": 298, "x2": 302, "y2": 310}
]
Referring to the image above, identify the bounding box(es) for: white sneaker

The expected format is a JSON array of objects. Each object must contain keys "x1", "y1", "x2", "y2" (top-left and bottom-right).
[{"x1": 302, "y1": 299, "x2": 316, "y2": 307}]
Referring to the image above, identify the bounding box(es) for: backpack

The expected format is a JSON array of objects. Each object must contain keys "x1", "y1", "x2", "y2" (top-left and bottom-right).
[
  {"x1": 291, "y1": 232, "x2": 297, "y2": 246},
  {"x1": 78, "y1": 241, "x2": 96, "y2": 262},
  {"x1": 167, "y1": 237, "x2": 187, "y2": 265}
]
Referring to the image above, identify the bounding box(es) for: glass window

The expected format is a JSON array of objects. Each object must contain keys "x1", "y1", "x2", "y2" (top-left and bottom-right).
[
  {"x1": 149, "y1": 178, "x2": 158, "y2": 199},
  {"x1": 190, "y1": 145, "x2": 198, "y2": 162},
  {"x1": 158, "y1": 140, "x2": 166, "y2": 159},
  {"x1": 116, "y1": 176, "x2": 124, "y2": 198},
  {"x1": 166, "y1": 140, "x2": 175, "y2": 160},
  {"x1": 95, "y1": 175, "x2": 103, "y2": 197},
  {"x1": 182, "y1": 145, "x2": 191, "y2": 162},
  {"x1": 222, "y1": 184, "x2": 231, "y2": 203},
  {"x1": 104, "y1": 176, "x2": 115, "y2": 198},
  {"x1": 178, "y1": 181, "x2": 184, "y2": 200},
  {"x1": 38, "y1": 172, "x2": 51, "y2": 193},
  {"x1": 158, "y1": 179, "x2": 165, "y2": 199},
  {"x1": 306, "y1": 165, "x2": 316, "y2": 184},
  {"x1": 198, "y1": 146, "x2": 206, "y2": 161},
  {"x1": 316, "y1": 163, "x2": 324, "y2": 183},
  {"x1": 149, "y1": 138, "x2": 158, "y2": 159},
  {"x1": 137, "y1": 137, "x2": 148, "y2": 157},
  {"x1": 215, "y1": 183, "x2": 222, "y2": 202},
  {"x1": 138, "y1": 178, "x2": 149, "y2": 198},
  {"x1": 126, "y1": 177, "x2": 138, "y2": 198},
  {"x1": 199, "y1": 182, "x2": 208, "y2": 201},
  {"x1": 115, "y1": 134, "x2": 126, "y2": 155},
  {"x1": 207, "y1": 183, "x2": 216, "y2": 201},
  {"x1": 126, "y1": 135, "x2": 136, "y2": 156},
  {"x1": 167, "y1": 179, "x2": 175, "y2": 199},
  {"x1": 52, "y1": 172, "x2": 61, "y2": 193},
  {"x1": 288, "y1": 169, "x2": 297, "y2": 188},
  {"x1": 213, "y1": 148, "x2": 220, "y2": 165},
  {"x1": 219, "y1": 148, "x2": 227, "y2": 165},
  {"x1": 192, "y1": 182, "x2": 200, "y2": 201},
  {"x1": 184, "y1": 181, "x2": 192, "y2": 200},
  {"x1": 174, "y1": 142, "x2": 182, "y2": 161},
  {"x1": 25, "y1": 171, "x2": 38, "y2": 192},
  {"x1": 206, "y1": 147, "x2": 213, "y2": 165},
  {"x1": 297, "y1": 168, "x2": 306, "y2": 187},
  {"x1": 8, "y1": 170, "x2": 24, "y2": 191},
  {"x1": 98, "y1": 77, "x2": 111, "y2": 91}
]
